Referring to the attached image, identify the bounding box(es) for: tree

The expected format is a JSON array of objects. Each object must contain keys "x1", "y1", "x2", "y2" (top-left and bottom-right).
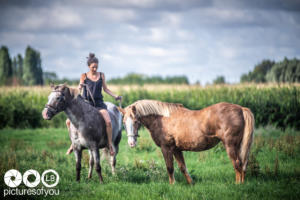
[
  {"x1": 240, "y1": 59, "x2": 274, "y2": 83},
  {"x1": 12, "y1": 57, "x2": 17, "y2": 76},
  {"x1": 0, "y1": 46, "x2": 13, "y2": 85},
  {"x1": 266, "y1": 57, "x2": 300, "y2": 83},
  {"x1": 23, "y1": 46, "x2": 43, "y2": 85},
  {"x1": 43, "y1": 71, "x2": 58, "y2": 85},
  {"x1": 17, "y1": 54, "x2": 23, "y2": 81},
  {"x1": 213, "y1": 76, "x2": 226, "y2": 84}
]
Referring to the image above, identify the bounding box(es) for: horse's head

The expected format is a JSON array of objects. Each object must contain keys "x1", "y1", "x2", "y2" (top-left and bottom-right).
[
  {"x1": 42, "y1": 83, "x2": 70, "y2": 120},
  {"x1": 118, "y1": 105, "x2": 141, "y2": 148}
]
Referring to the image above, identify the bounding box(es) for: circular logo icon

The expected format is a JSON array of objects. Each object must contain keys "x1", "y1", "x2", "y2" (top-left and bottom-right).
[
  {"x1": 4, "y1": 169, "x2": 22, "y2": 188},
  {"x1": 41, "y1": 169, "x2": 59, "y2": 188},
  {"x1": 23, "y1": 169, "x2": 41, "y2": 188}
]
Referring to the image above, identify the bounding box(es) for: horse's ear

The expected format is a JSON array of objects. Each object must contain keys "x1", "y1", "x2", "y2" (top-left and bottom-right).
[
  {"x1": 132, "y1": 105, "x2": 136, "y2": 115},
  {"x1": 62, "y1": 82, "x2": 68, "y2": 89},
  {"x1": 117, "y1": 107, "x2": 125, "y2": 115}
]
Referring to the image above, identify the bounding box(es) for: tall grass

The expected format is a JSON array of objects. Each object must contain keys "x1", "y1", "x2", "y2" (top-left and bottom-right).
[{"x1": 0, "y1": 84, "x2": 299, "y2": 129}]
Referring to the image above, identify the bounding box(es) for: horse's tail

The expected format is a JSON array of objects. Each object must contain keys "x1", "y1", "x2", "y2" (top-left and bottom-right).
[
  {"x1": 101, "y1": 148, "x2": 110, "y2": 162},
  {"x1": 240, "y1": 107, "x2": 255, "y2": 171},
  {"x1": 118, "y1": 112, "x2": 122, "y2": 133}
]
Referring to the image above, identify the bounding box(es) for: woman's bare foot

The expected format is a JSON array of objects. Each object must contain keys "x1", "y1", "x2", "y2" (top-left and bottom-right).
[{"x1": 66, "y1": 146, "x2": 73, "y2": 155}]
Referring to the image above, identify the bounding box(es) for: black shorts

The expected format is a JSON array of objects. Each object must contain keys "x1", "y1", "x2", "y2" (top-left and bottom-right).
[
  {"x1": 85, "y1": 100, "x2": 107, "y2": 110},
  {"x1": 95, "y1": 102, "x2": 107, "y2": 110}
]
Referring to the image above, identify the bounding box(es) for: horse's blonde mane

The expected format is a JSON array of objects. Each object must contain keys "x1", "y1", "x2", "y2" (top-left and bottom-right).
[
  {"x1": 132, "y1": 100, "x2": 183, "y2": 117},
  {"x1": 69, "y1": 87, "x2": 80, "y2": 98}
]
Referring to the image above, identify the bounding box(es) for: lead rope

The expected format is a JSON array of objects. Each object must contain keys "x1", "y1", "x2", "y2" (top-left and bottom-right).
[
  {"x1": 118, "y1": 97, "x2": 122, "y2": 108},
  {"x1": 80, "y1": 83, "x2": 96, "y2": 107}
]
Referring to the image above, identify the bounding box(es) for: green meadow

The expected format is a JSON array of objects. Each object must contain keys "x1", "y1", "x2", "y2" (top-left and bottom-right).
[{"x1": 0, "y1": 126, "x2": 299, "y2": 200}]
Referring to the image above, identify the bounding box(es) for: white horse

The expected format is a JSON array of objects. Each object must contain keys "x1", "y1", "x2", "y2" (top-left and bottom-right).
[{"x1": 42, "y1": 84, "x2": 122, "y2": 182}]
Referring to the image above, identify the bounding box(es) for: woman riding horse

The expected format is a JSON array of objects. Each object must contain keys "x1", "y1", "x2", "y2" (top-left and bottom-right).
[{"x1": 66, "y1": 53, "x2": 122, "y2": 156}]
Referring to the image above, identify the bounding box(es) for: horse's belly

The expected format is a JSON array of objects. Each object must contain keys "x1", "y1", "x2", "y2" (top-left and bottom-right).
[{"x1": 175, "y1": 135, "x2": 220, "y2": 151}]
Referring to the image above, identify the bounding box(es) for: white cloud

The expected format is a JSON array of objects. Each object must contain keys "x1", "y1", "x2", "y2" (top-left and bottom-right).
[
  {"x1": 219, "y1": 46, "x2": 238, "y2": 59},
  {"x1": 17, "y1": 6, "x2": 83, "y2": 31},
  {"x1": 147, "y1": 28, "x2": 168, "y2": 42},
  {"x1": 161, "y1": 12, "x2": 182, "y2": 27},
  {"x1": 99, "y1": 8, "x2": 137, "y2": 22},
  {"x1": 147, "y1": 47, "x2": 168, "y2": 57}
]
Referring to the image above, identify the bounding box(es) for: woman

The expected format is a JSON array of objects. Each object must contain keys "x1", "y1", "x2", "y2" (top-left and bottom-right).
[{"x1": 66, "y1": 53, "x2": 122, "y2": 156}]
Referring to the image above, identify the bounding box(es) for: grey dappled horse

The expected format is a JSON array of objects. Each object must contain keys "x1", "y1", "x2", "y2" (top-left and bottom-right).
[{"x1": 42, "y1": 84, "x2": 122, "y2": 183}]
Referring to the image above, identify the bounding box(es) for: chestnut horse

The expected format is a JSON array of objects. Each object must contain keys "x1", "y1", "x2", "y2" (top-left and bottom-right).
[{"x1": 118, "y1": 100, "x2": 254, "y2": 184}]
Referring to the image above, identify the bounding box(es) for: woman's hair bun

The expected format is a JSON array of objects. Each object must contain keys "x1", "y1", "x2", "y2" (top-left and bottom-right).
[
  {"x1": 87, "y1": 53, "x2": 99, "y2": 66},
  {"x1": 89, "y1": 53, "x2": 95, "y2": 58}
]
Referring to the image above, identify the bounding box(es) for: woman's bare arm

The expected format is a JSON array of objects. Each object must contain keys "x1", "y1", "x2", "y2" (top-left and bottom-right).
[
  {"x1": 101, "y1": 73, "x2": 119, "y2": 99},
  {"x1": 78, "y1": 73, "x2": 86, "y2": 90}
]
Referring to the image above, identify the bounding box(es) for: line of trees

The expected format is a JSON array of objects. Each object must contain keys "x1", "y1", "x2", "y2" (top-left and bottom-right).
[
  {"x1": 43, "y1": 71, "x2": 78, "y2": 85},
  {"x1": 43, "y1": 72, "x2": 189, "y2": 86},
  {"x1": 0, "y1": 45, "x2": 43, "y2": 86},
  {"x1": 107, "y1": 73, "x2": 189, "y2": 85},
  {"x1": 241, "y1": 58, "x2": 300, "y2": 83}
]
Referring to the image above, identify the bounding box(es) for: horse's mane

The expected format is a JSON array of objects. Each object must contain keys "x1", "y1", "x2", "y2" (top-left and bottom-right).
[
  {"x1": 55, "y1": 84, "x2": 80, "y2": 99},
  {"x1": 132, "y1": 99, "x2": 183, "y2": 117}
]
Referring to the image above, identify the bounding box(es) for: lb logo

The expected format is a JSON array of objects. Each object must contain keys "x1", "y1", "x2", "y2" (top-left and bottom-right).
[
  {"x1": 41, "y1": 169, "x2": 59, "y2": 188},
  {"x1": 4, "y1": 169, "x2": 22, "y2": 188},
  {"x1": 3, "y1": 169, "x2": 59, "y2": 188}
]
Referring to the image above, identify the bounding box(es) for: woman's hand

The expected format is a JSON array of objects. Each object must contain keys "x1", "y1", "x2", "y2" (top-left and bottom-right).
[
  {"x1": 78, "y1": 83, "x2": 85, "y2": 91},
  {"x1": 115, "y1": 96, "x2": 122, "y2": 101}
]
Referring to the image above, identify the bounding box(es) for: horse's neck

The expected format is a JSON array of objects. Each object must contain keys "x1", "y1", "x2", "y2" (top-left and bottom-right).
[
  {"x1": 140, "y1": 115, "x2": 162, "y2": 132},
  {"x1": 64, "y1": 98, "x2": 85, "y2": 128}
]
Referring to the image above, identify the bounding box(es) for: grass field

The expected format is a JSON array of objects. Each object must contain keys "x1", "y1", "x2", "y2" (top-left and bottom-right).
[{"x1": 0, "y1": 126, "x2": 299, "y2": 200}]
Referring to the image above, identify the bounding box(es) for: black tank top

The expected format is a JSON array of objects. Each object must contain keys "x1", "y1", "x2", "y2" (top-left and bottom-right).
[{"x1": 82, "y1": 72, "x2": 104, "y2": 107}]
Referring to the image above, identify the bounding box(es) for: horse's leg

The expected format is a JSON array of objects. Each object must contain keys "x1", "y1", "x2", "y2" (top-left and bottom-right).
[
  {"x1": 173, "y1": 150, "x2": 193, "y2": 184},
  {"x1": 241, "y1": 171, "x2": 245, "y2": 183},
  {"x1": 225, "y1": 144, "x2": 242, "y2": 184},
  {"x1": 74, "y1": 149, "x2": 82, "y2": 182},
  {"x1": 110, "y1": 145, "x2": 118, "y2": 175},
  {"x1": 88, "y1": 150, "x2": 94, "y2": 179},
  {"x1": 91, "y1": 149, "x2": 103, "y2": 183},
  {"x1": 161, "y1": 146, "x2": 175, "y2": 184}
]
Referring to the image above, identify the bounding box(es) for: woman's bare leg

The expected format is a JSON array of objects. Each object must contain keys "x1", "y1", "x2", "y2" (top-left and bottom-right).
[
  {"x1": 66, "y1": 119, "x2": 73, "y2": 155},
  {"x1": 99, "y1": 109, "x2": 115, "y2": 156}
]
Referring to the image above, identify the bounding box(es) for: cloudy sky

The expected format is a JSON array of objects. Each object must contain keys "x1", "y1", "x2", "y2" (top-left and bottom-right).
[{"x1": 1, "y1": 0, "x2": 300, "y2": 84}]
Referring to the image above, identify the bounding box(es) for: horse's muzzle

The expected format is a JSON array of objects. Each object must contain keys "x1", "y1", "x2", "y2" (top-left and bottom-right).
[
  {"x1": 42, "y1": 108, "x2": 51, "y2": 120},
  {"x1": 128, "y1": 137, "x2": 137, "y2": 148}
]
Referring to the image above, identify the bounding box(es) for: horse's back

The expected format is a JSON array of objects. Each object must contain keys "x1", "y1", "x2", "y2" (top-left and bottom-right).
[{"x1": 163, "y1": 102, "x2": 246, "y2": 151}]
